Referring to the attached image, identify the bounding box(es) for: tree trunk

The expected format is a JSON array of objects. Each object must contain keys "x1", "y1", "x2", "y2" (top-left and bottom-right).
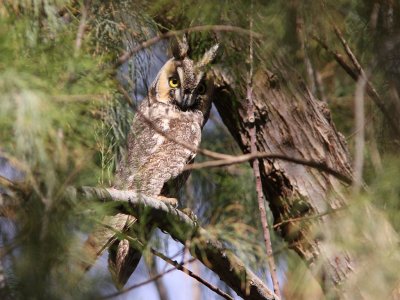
[{"x1": 213, "y1": 67, "x2": 354, "y2": 292}]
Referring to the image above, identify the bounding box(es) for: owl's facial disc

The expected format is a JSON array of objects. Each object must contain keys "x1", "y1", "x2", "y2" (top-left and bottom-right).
[
  {"x1": 168, "y1": 58, "x2": 203, "y2": 110},
  {"x1": 152, "y1": 58, "x2": 207, "y2": 110}
]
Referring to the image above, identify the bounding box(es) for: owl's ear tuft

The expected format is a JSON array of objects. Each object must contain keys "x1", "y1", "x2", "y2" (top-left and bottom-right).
[
  {"x1": 171, "y1": 34, "x2": 189, "y2": 59},
  {"x1": 196, "y1": 43, "x2": 219, "y2": 70}
]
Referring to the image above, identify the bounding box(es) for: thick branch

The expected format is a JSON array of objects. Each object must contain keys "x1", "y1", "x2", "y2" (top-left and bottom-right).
[
  {"x1": 212, "y1": 66, "x2": 353, "y2": 293},
  {"x1": 71, "y1": 186, "x2": 278, "y2": 300}
]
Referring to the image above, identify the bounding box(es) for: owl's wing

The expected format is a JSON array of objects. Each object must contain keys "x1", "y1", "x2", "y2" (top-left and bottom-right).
[
  {"x1": 133, "y1": 113, "x2": 201, "y2": 195},
  {"x1": 113, "y1": 110, "x2": 159, "y2": 190},
  {"x1": 84, "y1": 103, "x2": 204, "y2": 288},
  {"x1": 161, "y1": 156, "x2": 195, "y2": 199},
  {"x1": 116, "y1": 103, "x2": 203, "y2": 196},
  {"x1": 105, "y1": 108, "x2": 203, "y2": 286}
]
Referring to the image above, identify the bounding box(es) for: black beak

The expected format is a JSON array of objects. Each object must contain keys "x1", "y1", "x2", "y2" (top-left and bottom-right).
[{"x1": 181, "y1": 94, "x2": 192, "y2": 110}]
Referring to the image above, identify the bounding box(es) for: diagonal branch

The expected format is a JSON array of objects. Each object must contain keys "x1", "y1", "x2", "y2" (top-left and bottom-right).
[
  {"x1": 118, "y1": 83, "x2": 351, "y2": 186},
  {"x1": 103, "y1": 258, "x2": 195, "y2": 299},
  {"x1": 149, "y1": 247, "x2": 233, "y2": 300},
  {"x1": 185, "y1": 152, "x2": 353, "y2": 184},
  {"x1": 115, "y1": 25, "x2": 262, "y2": 68},
  {"x1": 71, "y1": 186, "x2": 278, "y2": 300},
  {"x1": 312, "y1": 33, "x2": 400, "y2": 136},
  {"x1": 332, "y1": 25, "x2": 400, "y2": 136}
]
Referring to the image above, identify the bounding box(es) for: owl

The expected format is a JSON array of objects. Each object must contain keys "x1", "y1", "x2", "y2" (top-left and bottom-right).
[{"x1": 82, "y1": 37, "x2": 219, "y2": 288}]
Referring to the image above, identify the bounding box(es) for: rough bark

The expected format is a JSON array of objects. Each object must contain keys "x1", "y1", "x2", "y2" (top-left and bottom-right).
[
  {"x1": 212, "y1": 67, "x2": 354, "y2": 292},
  {"x1": 73, "y1": 186, "x2": 278, "y2": 300}
]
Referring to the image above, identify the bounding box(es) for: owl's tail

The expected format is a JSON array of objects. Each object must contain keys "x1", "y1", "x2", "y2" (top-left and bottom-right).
[
  {"x1": 108, "y1": 239, "x2": 142, "y2": 289},
  {"x1": 81, "y1": 213, "x2": 142, "y2": 289}
]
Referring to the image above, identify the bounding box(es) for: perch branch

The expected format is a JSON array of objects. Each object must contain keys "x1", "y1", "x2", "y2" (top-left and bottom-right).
[{"x1": 70, "y1": 186, "x2": 278, "y2": 300}]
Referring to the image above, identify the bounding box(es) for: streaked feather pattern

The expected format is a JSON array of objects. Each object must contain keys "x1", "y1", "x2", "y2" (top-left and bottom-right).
[{"x1": 83, "y1": 38, "x2": 218, "y2": 288}]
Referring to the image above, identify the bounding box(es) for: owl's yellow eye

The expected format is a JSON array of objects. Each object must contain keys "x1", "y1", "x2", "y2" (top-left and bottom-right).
[{"x1": 169, "y1": 77, "x2": 180, "y2": 88}]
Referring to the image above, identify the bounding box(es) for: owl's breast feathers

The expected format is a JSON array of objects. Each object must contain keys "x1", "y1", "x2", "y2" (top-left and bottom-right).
[{"x1": 114, "y1": 100, "x2": 205, "y2": 197}]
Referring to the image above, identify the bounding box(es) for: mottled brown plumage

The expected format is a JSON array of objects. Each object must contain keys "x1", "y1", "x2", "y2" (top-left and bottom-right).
[{"x1": 82, "y1": 37, "x2": 218, "y2": 288}]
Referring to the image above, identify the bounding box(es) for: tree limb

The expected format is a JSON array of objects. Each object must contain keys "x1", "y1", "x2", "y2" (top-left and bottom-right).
[
  {"x1": 212, "y1": 66, "x2": 354, "y2": 294},
  {"x1": 115, "y1": 25, "x2": 262, "y2": 68},
  {"x1": 185, "y1": 152, "x2": 352, "y2": 184},
  {"x1": 102, "y1": 258, "x2": 196, "y2": 299},
  {"x1": 149, "y1": 247, "x2": 234, "y2": 300},
  {"x1": 71, "y1": 186, "x2": 278, "y2": 300}
]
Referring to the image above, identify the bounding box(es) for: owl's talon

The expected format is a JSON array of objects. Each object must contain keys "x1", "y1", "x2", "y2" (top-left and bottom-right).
[
  {"x1": 180, "y1": 207, "x2": 198, "y2": 222},
  {"x1": 156, "y1": 195, "x2": 178, "y2": 207}
]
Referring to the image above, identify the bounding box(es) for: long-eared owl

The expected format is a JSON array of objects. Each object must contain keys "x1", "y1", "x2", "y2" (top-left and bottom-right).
[{"x1": 83, "y1": 36, "x2": 219, "y2": 288}]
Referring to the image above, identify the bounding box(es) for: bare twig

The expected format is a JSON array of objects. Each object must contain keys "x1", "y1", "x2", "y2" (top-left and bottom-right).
[
  {"x1": 311, "y1": 34, "x2": 358, "y2": 80},
  {"x1": 185, "y1": 152, "x2": 353, "y2": 184},
  {"x1": 246, "y1": 5, "x2": 281, "y2": 298},
  {"x1": 272, "y1": 206, "x2": 347, "y2": 229},
  {"x1": 118, "y1": 79, "x2": 351, "y2": 186},
  {"x1": 99, "y1": 224, "x2": 229, "y2": 300},
  {"x1": 75, "y1": 0, "x2": 90, "y2": 53},
  {"x1": 102, "y1": 258, "x2": 195, "y2": 299},
  {"x1": 296, "y1": 8, "x2": 317, "y2": 96},
  {"x1": 313, "y1": 29, "x2": 400, "y2": 136},
  {"x1": 0, "y1": 175, "x2": 16, "y2": 190},
  {"x1": 149, "y1": 248, "x2": 233, "y2": 300},
  {"x1": 115, "y1": 25, "x2": 262, "y2": 68},
  {"x1": 332, "y1": 25, "x2": 399, "y2": 136},
  {"x1": 332, "y1": 25, "x2": 365, "y2": 78},
  {"x1": 353, "y1": 75, "x2": 367, "y2": 194}
]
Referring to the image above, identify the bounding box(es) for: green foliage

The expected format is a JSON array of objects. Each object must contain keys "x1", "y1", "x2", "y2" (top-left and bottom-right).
[
  {"x1": 370, "y1": 158, "x2": 400, "y2": 232},
  {"x1": 0, "y1": 2, "x2": 116, "y2": 298},
  {"x1": 1, "y1": 0, "x2": 400, "y2": 299}
]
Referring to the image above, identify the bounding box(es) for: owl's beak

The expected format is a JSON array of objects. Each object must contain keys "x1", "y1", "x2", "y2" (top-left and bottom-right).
[{"x1": 181, "y1": 94, "x2": 194, "y2": 110}]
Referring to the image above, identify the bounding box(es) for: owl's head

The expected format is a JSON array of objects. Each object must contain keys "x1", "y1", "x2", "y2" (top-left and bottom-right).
[{"x1": 149, "y1": 36, "x2": 219, "y2": 111}]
